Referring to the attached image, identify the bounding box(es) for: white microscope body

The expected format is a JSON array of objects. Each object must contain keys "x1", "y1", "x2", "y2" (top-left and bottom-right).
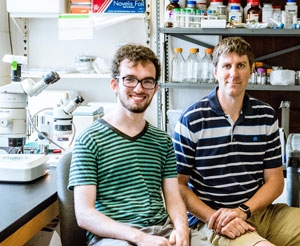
[{"x1": 0, "y1": 55, "x2": 60, "y2": 153}]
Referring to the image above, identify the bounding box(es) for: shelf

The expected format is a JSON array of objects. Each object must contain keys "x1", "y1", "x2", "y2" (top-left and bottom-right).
[
  {"x1": 159, "y1": 27, "x2": 300, "y2": 37},
  {"x1": 22, "y1": 73, "x2": 111, "y2": 79},
  {"x1": 159, "y1": 82, "x2": 300, "y2": 91},
  {"x1": 159, "y1": 82, "x2": 216, "y2": 89},
  {"x1": 156, "y1": 0, "x2": 300, "y2": 130},
  {"x1": 10, "y1": 13, "x2": 61, "y2": 18}
]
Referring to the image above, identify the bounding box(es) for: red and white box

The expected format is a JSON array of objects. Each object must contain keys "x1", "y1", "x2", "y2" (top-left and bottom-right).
[{"x1": 92, "y1": 0, "x2": 145, "y2": 13}]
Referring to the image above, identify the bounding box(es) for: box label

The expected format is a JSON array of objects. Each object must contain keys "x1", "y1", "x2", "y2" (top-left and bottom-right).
[{"x1": 92, "y1": 0, "x2": 145, "y2": 13}]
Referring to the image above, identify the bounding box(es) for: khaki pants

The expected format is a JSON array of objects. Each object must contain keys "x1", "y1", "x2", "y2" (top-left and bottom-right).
[
  {"x1": 195, "y1": 203, "x2": 300, "y2": 246},
  {"x1": 89, "y1": 217, "x2": 211, "y2": 246}
]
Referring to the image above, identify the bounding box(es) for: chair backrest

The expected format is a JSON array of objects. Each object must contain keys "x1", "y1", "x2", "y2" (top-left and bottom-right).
[{"x1": 57, "y1": 151, "x2": 87, "y2": 246}]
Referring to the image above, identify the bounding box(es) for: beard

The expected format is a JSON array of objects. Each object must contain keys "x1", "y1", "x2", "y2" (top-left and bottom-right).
[{"x1": 119, "y1": 93, "x2": 153, "y2": 113}]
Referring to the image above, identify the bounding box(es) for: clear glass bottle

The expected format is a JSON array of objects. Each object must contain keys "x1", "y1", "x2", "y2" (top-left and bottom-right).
[
  {"x1": 200, "y1": 48, "x2": 215, "y2": 83},
  {"x1": 184, "y1": 48, "x2": 201, "y2": 83},
  {"x1": 165, "y1": 0, "x2": 181, "y2": 28},
  {"x1": 171, "y1": 48, "x2": 186, "y2": 82}
]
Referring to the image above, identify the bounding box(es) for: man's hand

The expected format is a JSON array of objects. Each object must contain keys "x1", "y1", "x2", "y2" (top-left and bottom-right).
[
  {"x1": 169, "y1": 228, "x2": 190, "y2": 246},
  {"x1": 208, "y1": 208, "x2": 255, "y2": 239},
  {"x1": 137, "y1": 234, "x2": 173, "y2": 246}
]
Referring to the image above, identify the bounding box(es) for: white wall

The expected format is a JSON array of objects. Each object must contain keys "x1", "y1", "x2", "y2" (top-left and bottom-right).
[{"x1": 0, "y1": 0, "x2": 11, "y2": 86}]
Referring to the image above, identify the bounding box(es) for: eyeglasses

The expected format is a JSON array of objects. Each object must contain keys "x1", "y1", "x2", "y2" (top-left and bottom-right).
[{"x1": 116, "y1": 76, "x2": 157, "y2": 90}]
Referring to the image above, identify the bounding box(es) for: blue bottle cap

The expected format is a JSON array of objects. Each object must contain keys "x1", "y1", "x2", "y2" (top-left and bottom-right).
[{"x1": 230, "y1": 5, "x2": 241, "y2": 10}]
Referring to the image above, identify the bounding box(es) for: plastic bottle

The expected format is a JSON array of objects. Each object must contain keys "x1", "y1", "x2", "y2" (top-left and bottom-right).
[
  {"x1": 285, "y1": 0, "x2": 298, "y2": 17},
  {"x1": 217, "y1": 5, "x2": 227, "y2": 20},
  {"x1": 187, "y1": 0, "x2": 197, "y2": 9},
  {"x1": 200, "y1": 48, "x2": 215, "y2": 84},
  {"x1": 269, "y1": 17, "x2": 284, "y2": 28},
  {"x1": 285, "y1": 0, "x2": 298, "y2": 27},
  {"x1": 185, "y1": 0, "x2": 196, "y2": 27},
  {"x1": 227, "y1": 0, "x2": 243, "y2": 21},
  {"x1": 194, "y1": 9, "x2": 201, "y2": 27},
  {"x1": 171, "y1": 48, "x2": 186, "y2": 83},
  {"x1": 257, "y1": 67, "x2": 267, "y2": 84},
  {"x1": 179, "y1": 8, "x2": 186, "y2": 27},
  {"x1": 165, "y1": 0, "x2": 181, "y2": 28},
  {"x1": 262, "y1": 3, "x2": 273, "y2": 25},
  {"x1": 184, "y1": 48, "x2": 201, "y2": 83},
  {"x1": 272, "y1": 5, "x2": 282, "y2": 22},
  {"x1": 207, "y1": 0, "x2": 223, "y2": 13},
  {"x1": 266, "y1": 68, "x2": 273, "y2": 84},
  {"x1": 247, "y1": 0, "x2": 262, "y2": 23},
  {"x1": 173, "y1": 8, "x2": 181, "y2": 27},
  {"x1": 229, "y1": 5, "x2": 242, "y2": 23}
]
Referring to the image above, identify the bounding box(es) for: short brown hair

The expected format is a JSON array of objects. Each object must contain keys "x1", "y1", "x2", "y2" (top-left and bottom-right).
[
  {"x1": 111, "y1": 44, "x2": 161, "y2": 81},
  {"x1": 212, "y1": 37, "x2": 255, "y2": 69}
]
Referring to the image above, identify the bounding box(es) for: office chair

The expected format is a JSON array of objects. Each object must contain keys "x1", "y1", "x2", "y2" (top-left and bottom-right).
[{"x1": 57, "y1": 151, "x2": 87, "y2": 246}]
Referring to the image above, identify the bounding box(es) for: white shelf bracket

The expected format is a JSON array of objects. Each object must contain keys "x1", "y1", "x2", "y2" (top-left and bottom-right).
[{"x1": 10, "y1": 17, "x2": 29, "y2": 57}]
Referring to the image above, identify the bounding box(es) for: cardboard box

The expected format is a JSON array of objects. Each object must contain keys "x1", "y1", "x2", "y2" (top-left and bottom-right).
[{"x1": 92, "y1": 0, "x2": 145, "y2": 13}]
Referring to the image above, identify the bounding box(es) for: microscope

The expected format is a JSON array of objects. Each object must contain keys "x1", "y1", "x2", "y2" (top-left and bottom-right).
[
  {"x1": 36, "y1": 95, "x2": 85, "y2": 152},
  {"x1": 0, "y1": 55, "x2": 61, "y2": 154}
]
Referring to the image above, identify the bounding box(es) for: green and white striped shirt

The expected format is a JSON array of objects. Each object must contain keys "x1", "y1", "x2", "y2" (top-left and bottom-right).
[{"x1": 68, "y1": 118, "x2": 177, "y2": 241}]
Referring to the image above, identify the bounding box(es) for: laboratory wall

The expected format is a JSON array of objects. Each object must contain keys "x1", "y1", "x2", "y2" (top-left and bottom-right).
[
  {"x1": 1, "y1": 0, "x2": 159, "y2": 124},
  {"x1": 0, "y1": 0, "x2": 11, "y2": 86}
]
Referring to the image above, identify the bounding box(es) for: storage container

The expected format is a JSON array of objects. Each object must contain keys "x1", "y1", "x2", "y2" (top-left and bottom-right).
[{"x1": 92, "y1": 0, "x2": 146, "y2": 13}]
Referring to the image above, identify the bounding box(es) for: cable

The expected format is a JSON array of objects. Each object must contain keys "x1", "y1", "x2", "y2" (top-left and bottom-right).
[{"x1": 27, "y1": 108, "x2": 66, "y2": 151}]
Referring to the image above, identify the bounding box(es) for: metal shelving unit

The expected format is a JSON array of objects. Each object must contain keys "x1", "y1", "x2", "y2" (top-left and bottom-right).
[{"x1": 156, "y1": 0, "x2": 300, "y2": 131}]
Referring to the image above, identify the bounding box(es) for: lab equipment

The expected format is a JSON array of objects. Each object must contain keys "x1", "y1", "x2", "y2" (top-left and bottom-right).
[
  {"x1": 31, "y1": 95, "x2": 85, "y2": 153},
  {"x1": 0, "y1": 55, "x2": 60, "y2": 153},
  {"x1": 0, "y1": 154, "x2": 49, "y2": 182},
  {"x1": 286, "y1": 133, "x2": 300, "y2": 207}
]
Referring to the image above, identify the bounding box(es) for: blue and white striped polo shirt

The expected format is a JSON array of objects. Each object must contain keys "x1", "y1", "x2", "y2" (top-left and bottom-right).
[{"x1": 173, "y1": 87, "x2": 282, "y2": 225}]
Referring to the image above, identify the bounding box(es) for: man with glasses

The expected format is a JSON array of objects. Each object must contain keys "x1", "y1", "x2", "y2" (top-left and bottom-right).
[{"x1": 68, "y1": 44, "x2": 209, "y2": 246}]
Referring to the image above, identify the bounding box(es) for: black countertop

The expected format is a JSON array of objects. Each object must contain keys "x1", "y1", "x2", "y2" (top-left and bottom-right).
[{"x1": 0, "y1": 167, "x2": 57, "y2": 242}]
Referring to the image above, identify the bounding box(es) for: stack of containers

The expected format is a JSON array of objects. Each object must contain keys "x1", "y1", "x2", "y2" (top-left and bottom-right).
[{"x1": 70, "y1": 0, "x2": 91, "y2": 13}]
